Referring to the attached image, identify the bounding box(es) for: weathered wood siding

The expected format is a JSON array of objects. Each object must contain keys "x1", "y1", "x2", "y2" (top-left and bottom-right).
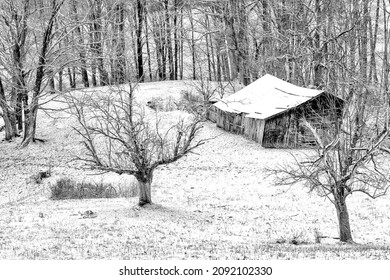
[
  {"x1": 216, "y1": 108, "x2": 245, "y2": 134},
  {"x1": 262, "y1": 93, "x2": 343, "y2": 148},
  {"x1": 208, "y1": 105, "x2": 218, "y2": 123},
  {"x1": 262, "y1": 112, "x2": 301, "y2": 148},
  {"x1": 243, "y1": 118, "x2": 265, "y2": 144}
]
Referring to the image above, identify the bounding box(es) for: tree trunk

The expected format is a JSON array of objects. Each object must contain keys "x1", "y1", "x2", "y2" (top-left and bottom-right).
[
  {"x1": 49, "y1": 74, "x2": 55, "y2": 94},
  {"x1": 383, "y1": 0, "x2": 389, "y2": 97},
  {"x1": 210, "y1": 40, "x2": 217, "y2": 81},
  {"x1": 21, "y1": 102, "x2": 38, "y2": 147},
  {"x1": 91, "y1": 60, "x2": 97, "y2": 87},
  {"x1": 216, "y1": 53, "x2": 222, "y2": 81},
  {"x1": 165, "y1": 0, "x2": 174, "y2": 80},
  {"x1": 0, "y1": 77, "x2": 18, "y2": 140},
  {"x1": 58, "y1": 68, "x2": 63, "y2": 91},
  {"x1": 2, "y1": 112, "x2": 18, "y2": 141},
  {"x1": 359, "y1": 0, "x2": 369, "y2": 85},
  {"x1": 369, "y1": 0, "x2": 380, "y2": 83},
  {"x1": 137, "y1": 174, "x2": 153, "y2": 206},
  {"x1": 349, "y1": 1, "x2": 359, "y2": 77},
  {"x1": 15, "y1": 89, "x2": 23, "y2": 130},
  {"x1": 89, "y1": 22, "x2": 97, "y2": 88},
  {"x1": 144, "y1": 7, "x2": 153, "y2": 81},
  {"x1": 313, "y1": 0, "x2": 323, "y2": 87},
  {"x1": 179, "y1": 9, "x2": 184, "y2": 80},
  {"x1": 261, "y1": 0, "x2": 271, "y2": 75},
  {"x1": 71, "y1": 0, "x2": 89, "y2": 88},
  {"x1": 334, "y1": 192, "x2": 353, "y2": 242},
  {"x1": 151, "y1": 13, "x2": 165, "y2": 80},
  {"x1": 131, "y1": 9, "x2": 139, "y2": 80},
  {"x1": 189, "y1": 10, "x2": 196, "y2": 80},
  {"x1": 67, "y1": 67, "x2": 75, "y2": 88},
  {"x1": 335, "y1": 202, "x2": 353, "y2": 242},
  {"x1": 72, "y1": 66, "x2": 76, "y2": 87},
  {"x1": 89, "y1": 0, "x2": 109, "y2": 86},
  {"x1": 136, "y1": 0, "x2": 144, "y2": 82},
  {"x1": 173, "y1": 0, "x2": 180, "y2": 80},
  {"x1": 98, "y1": 59, "x2": 109, "y2": 86},
  {"x1": 205, "y1": 14, "x2": 212, "y2": 81},
  {"x1": 113, "y1": 3, "x2": 126, "y2": 84},
  {"x1": 235, "y1": 1, "x2": 250, "y2": 85}
]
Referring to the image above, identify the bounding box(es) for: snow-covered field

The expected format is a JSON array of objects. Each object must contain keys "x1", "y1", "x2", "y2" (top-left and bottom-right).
[{"x1": 0, "y1": 80, "x2": 389, "y2": 259}]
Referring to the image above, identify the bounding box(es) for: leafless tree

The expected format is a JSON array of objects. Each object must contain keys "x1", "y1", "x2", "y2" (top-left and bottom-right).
[
  {"x1": 0, "y1": 0, "x2": 69, "y2": 146},
  {"x1": 0, "y1": 0, "x2": 31, "y2": 140},
  {"x1": 269, "y1": 86, "x2": 390, "y2": 243},
  {"x1": 66, "y1": 83, "x2": 206, "y2": 206}
]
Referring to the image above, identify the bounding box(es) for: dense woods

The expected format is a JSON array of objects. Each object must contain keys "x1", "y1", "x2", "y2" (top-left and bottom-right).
[{"x1": 0, "y1": 0, "x2": 389, "y2": 99}]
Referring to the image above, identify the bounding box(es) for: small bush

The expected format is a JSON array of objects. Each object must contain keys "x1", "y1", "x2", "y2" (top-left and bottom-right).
[
  {"x1": 180, "y1": 90, "x2": 203, "y2": 104},
  {"x1": 27, "y1": 170, "x2": 51, "y2": 185},
  {"x1": 276, "y1": 231, "x2": 310, "y2": 245},
  {"x1": 146, "y1": 96, "x2": 178, "y2": 112},
  {"x1": 179, "y1": 90, "x2": 208, "y2": 116},
  {"x1": 146, "y1": 96, "x2": 164, "y2": 111},
  {"x1": 50, "y1": 178, "x2": 138, "y2": 200},
  {"x1": 165, "y1": 96, "x2": 178, "y2": 111},
  {"x1": 145, "y1": 91, "x2": 206, "y2": 114}
]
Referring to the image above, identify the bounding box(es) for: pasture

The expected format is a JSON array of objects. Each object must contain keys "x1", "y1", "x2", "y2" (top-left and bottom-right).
[{"x1": 0, "y1": 81, "x2": 389, "y2": 259}]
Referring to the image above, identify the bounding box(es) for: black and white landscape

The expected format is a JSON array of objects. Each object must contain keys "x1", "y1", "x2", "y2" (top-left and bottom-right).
[{"x1": 0, "y1": 0, "x2": 390, "y2": 260}]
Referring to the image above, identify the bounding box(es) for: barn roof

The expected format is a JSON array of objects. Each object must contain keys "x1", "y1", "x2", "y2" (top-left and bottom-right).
[{"x1": 214, "y1": 74, "x2": 325, "y2": 119}]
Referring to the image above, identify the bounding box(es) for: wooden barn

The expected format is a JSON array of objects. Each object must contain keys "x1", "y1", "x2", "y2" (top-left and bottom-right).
[{"x1": 212, "y1": 74, "x2": 344, "y2": 148}]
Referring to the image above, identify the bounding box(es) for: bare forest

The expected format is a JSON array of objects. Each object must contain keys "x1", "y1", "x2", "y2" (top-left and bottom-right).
[{"x1": 1, "y1": 0, "x2": 390, "y2": 260}]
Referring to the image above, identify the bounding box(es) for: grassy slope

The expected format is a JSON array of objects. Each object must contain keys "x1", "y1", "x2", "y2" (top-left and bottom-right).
[{"x1": 0, "y1": 80, "x2": 389, "y2": 259}]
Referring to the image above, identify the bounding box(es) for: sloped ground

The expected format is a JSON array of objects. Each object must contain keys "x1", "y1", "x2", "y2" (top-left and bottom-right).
[{"x1": 0, "y1": 81, "x2": 389, "y2": 259}]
